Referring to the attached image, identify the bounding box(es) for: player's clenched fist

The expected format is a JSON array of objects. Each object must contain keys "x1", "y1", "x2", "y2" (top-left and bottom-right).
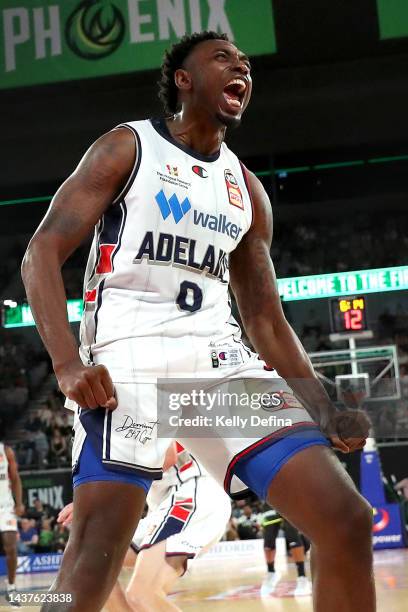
[
  {"x1": 325, "y1": 409, "x2": 371, "y2": 453},
  {"x1": 55, "y1": 360, "x2": 117, "y2": 410}
]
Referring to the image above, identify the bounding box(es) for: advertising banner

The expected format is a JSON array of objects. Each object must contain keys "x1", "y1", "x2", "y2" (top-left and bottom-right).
[
  {"x1": 20, "y1": 469, "x2": 72, "y2": 509},
  {"x1": 0, "y1": 0, "x2": 276, "y2": 89},
  {"x1": 0, "y1": 553, "x2": 63, "y2": 575}
]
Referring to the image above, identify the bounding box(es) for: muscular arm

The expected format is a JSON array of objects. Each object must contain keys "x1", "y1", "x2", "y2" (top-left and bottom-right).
[
  {"x1": 6, "y1": 446, "x2": 23, "y2": 512},
  {"x1": 21, "y1": 127, "x2": 136, "y2": 409},
  {"x1": 230, "y1": 171, "x2": 367, "y2": 449}
]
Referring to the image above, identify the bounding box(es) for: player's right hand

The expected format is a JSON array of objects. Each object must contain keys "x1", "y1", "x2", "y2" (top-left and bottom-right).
[{"x1": 55, "y1": 360, "x2": 117, "y2": 410}]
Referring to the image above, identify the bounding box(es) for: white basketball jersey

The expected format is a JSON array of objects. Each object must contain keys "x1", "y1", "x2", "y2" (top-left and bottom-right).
[
  {"x1": 79, "y1": 118, "x2": 253, "y2": 381},
  {"x1": 0, "y1": 443, "x2": 14, "y2": 509}
]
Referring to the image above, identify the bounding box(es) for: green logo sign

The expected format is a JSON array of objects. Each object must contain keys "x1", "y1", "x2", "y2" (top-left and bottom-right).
[
  {"x1": 1, "y1": 0, "x2": 277, "y2": 89},
  {"x1": 66, "y1": 0, "x2": 125, "y2": 60},
  {"x1": 377, "y1": 0, "x2": 408, "y2": 40}
]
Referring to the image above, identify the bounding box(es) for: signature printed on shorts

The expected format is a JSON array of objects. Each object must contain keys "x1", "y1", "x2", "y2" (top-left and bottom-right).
[{"x1": 115, "y1": 416, "x2": 158, "y2": 444}]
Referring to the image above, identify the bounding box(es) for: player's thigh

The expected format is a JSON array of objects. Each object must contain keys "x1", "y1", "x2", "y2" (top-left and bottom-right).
[
  {"x1": 128, "y1": 541, "x2": 185, "y2": 595},
  {"x1": 266, "y1": 445, "x2": 371, "y2": 544}
]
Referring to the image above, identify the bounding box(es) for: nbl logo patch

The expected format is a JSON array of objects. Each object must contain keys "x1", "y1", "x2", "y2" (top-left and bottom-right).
[{"x1": 225, "y1": 169, "x2": 244, "y2": 210}]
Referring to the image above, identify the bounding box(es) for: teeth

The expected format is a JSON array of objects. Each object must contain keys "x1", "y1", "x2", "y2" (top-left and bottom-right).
[{"x1": 226, "y1": 78, "x2": 247, "y2": 93}]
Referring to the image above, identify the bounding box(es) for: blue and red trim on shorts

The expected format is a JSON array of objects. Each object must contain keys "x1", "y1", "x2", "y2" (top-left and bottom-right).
[{"x1": 227, "y1": 423, "x2": 330, "y2": 501}]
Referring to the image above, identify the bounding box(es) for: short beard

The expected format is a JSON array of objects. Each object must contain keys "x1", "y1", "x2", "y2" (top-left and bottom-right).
[{"x1": 215, "y1": 110, "x2": 242, "y2": 130}]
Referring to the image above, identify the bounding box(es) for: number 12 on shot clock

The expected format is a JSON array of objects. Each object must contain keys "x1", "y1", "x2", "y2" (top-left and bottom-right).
[{"x1": 330, "y1": 296, "x2": 368, "y2": 334}]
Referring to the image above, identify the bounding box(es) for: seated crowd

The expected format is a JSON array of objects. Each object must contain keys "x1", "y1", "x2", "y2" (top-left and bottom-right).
[
  {"x1": 17, "y1": 497, "x2": 69, "y2": 555},
  {"x1": 16, "y1": 396, "x2": 73, "y2": 469}
]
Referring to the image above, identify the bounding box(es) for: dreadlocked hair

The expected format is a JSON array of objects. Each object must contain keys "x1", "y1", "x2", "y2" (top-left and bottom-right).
[{"x1": 158, "y1": 31, "x2": 230, "y2": 115}]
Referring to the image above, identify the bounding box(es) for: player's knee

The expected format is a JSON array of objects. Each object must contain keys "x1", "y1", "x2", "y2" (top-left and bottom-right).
[
  {"x1": 335, "y1": 496, "x2": 373, "y2": 548},
  {"x1": 126, "y1": 586, "x2": 158, "y2": 611},
  {"x1": 63, "y1": 536, "x2": 123, "y2": 590},
  {"x1": 3, "y1": 542, "x2": 16, "y2": 557},
  {"x1": 349, "y1": 497, "x2": 373, "y2": 540}
]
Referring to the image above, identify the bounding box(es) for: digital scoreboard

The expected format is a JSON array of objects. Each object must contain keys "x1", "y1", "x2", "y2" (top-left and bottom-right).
[{"x1": 330, "y1": 296, "x2": 369, "y2": 334}]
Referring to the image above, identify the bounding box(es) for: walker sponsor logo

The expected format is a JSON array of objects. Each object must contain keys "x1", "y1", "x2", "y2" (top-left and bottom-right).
[
  {"x1": 155, "y1": 191, "x2": 191, "y2": 224},
  {"x1": 1, "y1": 0, "x2": 276, "y2": 89},
  {"x1": 193, "y1": 210, "x2": 242, "y2": 240}
]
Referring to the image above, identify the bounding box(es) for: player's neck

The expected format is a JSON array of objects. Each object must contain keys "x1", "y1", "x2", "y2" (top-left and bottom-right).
[{"x1": 166, "y1": 111, "x2": 226, "y2": 157}]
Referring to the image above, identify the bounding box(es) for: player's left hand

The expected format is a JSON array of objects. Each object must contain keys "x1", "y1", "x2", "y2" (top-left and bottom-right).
[
  {"x1": 14, "y1": 503, "x2": 25, "y2": 517},
  {"x1": 58, "y1": 502, "x2": 74, "y2": 528},
  {"x1": 328, "y1": 409, "x2": 371, "y2": 453}
]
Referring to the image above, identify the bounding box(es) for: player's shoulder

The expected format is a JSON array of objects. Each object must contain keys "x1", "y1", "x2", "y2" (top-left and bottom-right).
[{"x1": 112, "y1": 118, "x2": 152, "y2": 137}]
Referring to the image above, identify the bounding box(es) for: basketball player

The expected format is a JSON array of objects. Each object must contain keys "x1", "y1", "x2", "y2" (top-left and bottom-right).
[
  {"x1": 0, "y1": 440, "x2": 24, "y2": 607},
  {"x1": 57, "y1": 442, "x2": 231, "y2": 611},
  {"x1": 22, "y1": 31, "x2": 374, "y2": 612},
  {"x1": 260, "y1": 507, "x2": 312, "y2": 597}
]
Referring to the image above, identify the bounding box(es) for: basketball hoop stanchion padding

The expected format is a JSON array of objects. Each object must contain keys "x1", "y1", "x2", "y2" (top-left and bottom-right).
[{"x1": 360, "y1": 445, "x2": 407, "y2": 550}]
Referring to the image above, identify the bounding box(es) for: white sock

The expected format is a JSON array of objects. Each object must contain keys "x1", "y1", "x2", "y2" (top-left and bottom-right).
[{"x1": 7, "y1": 582, "x2": 16, "y2": 591}]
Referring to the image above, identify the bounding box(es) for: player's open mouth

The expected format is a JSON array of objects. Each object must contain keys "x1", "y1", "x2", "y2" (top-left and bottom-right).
[{"x1": 222, "y1": 78, "x2": 247, "y2": 111}]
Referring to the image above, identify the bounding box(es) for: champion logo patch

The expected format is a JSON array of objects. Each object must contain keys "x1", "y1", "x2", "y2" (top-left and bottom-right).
[
  {"x1": 192, "y1": 165, "x2": 208, "y2": 178},
  {"x1": 225, "y1": 169, "x2": 244, "y2": 209}
]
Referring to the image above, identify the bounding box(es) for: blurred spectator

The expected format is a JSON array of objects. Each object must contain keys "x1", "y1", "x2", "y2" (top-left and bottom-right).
[
  {"x1": 50, "y1": 428, "x2": 68, "y2": 467},
  {"x1": 36, "y1": 518, "x2": 54, "y2": 553},
  {"x1": 25, "y1": 410, "x2": 43, "y2": 433},
  {"x1": 30, "y1": 429, "x2": 49, "y2": 468},
  {"x1": 400, "y1": 365, "x2": 408, "y2": 398},
  {"x1": 224, "y1": 519, "x2": 239, "y2": 541},
  {"x1": 27, "y1": 498, "x2": 55, "y2": 524},
  {"x1": 17, "y1": 518, "x2": 38, "y2": 554},
  {"x1": 235, "y1": 504, "x2": 261, "y2": 540},
  {"x1": 376, "y1": 406, "x2": 396, "y2": 439},
  {"x1": 53, "y1": 522, "x2": 70, "y2": 553},
  {"x1": 395, "y1": 478, "x2": 408, "y2": 500},
  {"x1": 231, "y1": 499, "x2": 246, "y2": 518},
  {"x1": 59, "y1": 412, "x2": 72, "y2": 439},
  {"x1": 38, "y1": 403, "x2": 54, "y2": 430}
]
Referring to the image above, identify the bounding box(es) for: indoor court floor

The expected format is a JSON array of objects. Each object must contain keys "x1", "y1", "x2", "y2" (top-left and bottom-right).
[{"x1": 1, "y1": 546, "x2": 407, "y2": 611}]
